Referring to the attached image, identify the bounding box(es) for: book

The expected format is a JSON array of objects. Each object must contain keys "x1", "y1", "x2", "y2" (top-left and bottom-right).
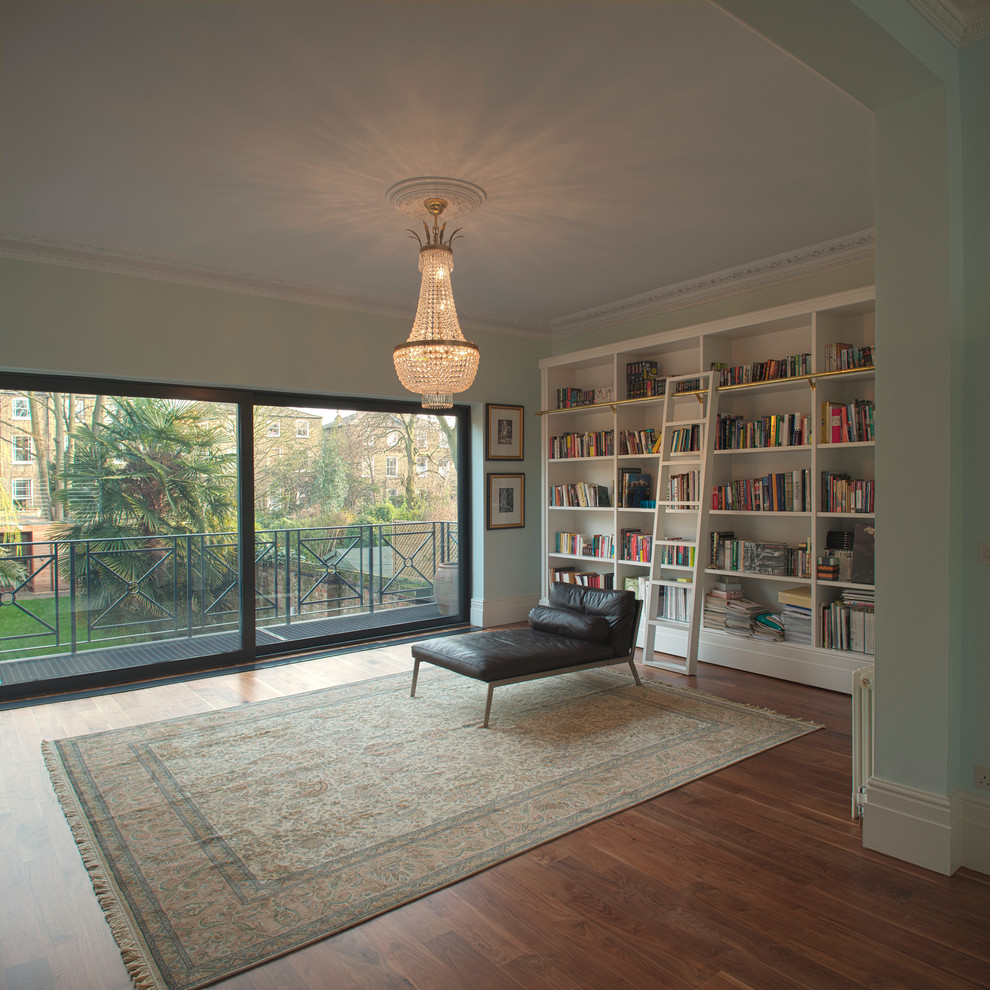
[
  {"x1": 626, "y1": 472, "x2": 652, "y2": 507},
  {"x1": 777, "y1": 585, "x2": 812, "y2": 608}
]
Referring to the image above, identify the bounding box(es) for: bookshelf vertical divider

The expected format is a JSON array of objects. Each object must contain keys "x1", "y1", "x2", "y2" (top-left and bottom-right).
[{"x1": 539, "y1": 285, "x2": 876, "y2": 695}]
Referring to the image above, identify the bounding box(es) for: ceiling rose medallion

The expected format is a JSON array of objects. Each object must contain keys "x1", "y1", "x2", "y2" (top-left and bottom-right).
[{"x1": 387, "y1": 177, "x2": 485, "y2": 410}]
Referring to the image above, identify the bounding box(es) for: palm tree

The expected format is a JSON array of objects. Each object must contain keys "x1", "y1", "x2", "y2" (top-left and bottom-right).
[{"x1": 50, "y1": 397, "x2": 238, "y2": 635}]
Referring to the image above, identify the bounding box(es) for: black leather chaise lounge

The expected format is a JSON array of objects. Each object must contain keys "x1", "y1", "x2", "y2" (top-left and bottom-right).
[{"x1": 410, "y1": 582, "x2": 643, "y2": 727}]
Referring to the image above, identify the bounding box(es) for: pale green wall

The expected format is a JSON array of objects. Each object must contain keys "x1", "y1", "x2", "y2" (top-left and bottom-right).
[
  {"x1": 0, "y1": 258, "x2": 550, "y2": 609},
  {"x1": 960, "y1": 41, "x2": 990, "y2": 791},
  {"x1": 714, "y1": 0, "x2": 990, "y2": 826}
]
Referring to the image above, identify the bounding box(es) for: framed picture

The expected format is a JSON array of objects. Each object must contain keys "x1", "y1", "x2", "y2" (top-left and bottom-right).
[
  {"x1": 485, "y1": 403, "x2": 523, "y2": 460},
  {"x1": 487, "y1": 473, "x2": 525, "y2": 529}
]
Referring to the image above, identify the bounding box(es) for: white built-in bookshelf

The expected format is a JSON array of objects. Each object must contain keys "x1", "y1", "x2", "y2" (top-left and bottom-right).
[{"x1": 538, "y1": 286, "x2": 875, "y2": 694}]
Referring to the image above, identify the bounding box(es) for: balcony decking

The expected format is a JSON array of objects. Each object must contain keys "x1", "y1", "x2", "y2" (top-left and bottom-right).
[{"x1": 0, "y1": 602, "x2": 443, "y2": 686}]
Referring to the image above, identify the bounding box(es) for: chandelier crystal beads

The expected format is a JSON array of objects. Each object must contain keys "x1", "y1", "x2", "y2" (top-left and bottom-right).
[{"x1": 391, "y1": 185, "x2": 482, "y2": 410}]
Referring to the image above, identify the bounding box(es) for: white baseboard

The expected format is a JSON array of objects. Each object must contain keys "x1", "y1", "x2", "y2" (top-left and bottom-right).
[
  {"x1": 863, "y1": 777, "x2": 970, "y2": 875},
  {"x1": 961, "y1": 789, "x2": 990, "y2": 876},
  {"x1": 470, "y1": 594, "x2": 539, "y2": 629}
]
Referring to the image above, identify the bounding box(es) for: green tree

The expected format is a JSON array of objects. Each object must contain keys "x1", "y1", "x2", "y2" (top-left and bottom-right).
[{"x1": 50, "y1": 397, "x2": 238, "y2": 631}]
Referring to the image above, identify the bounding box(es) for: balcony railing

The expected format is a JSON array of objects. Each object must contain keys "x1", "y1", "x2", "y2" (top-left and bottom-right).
[{"x1": 0, "y1": 521, "x2": 459, "y2": 661}]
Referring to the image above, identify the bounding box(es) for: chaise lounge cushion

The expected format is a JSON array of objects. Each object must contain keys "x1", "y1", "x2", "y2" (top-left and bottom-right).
[
  {"x1": 411, "y1": 628, "x2": 614, "y2": 683},
  {"x1": 527, "y1": 605, "x2": 612, "y2": 643},
  {"x1": 547, "y1": 582, "x2": 639, "y2": 659}
]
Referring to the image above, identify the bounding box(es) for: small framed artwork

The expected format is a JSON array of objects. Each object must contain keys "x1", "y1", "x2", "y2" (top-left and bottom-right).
[
  {"x1": 485, "y1": 403, "x2": 524, "y2": 460},
  {"x1": 487, "y1": 473, "x2": 525, "y2": 529}
]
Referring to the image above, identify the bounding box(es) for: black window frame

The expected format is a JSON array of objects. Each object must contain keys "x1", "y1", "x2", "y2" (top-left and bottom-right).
[{"x1": 0, "y1": 372, "x2": 471, "y2": 702}]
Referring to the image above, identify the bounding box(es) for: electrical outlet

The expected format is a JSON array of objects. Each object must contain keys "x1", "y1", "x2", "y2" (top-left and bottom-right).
[{"x1": 975, "y1": 765, "x2": 990, "y2": 790}]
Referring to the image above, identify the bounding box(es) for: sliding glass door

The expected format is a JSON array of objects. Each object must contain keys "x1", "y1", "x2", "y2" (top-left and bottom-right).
[
  {"x1": 0, "y1": 378, "x2": 468, "y2": 699},
  {"x1": 251, "y1": 403, "x2": 463, "y2": 650},
  {"x1": 0, "y1": 387, "x2": 242, "y2": 689}
]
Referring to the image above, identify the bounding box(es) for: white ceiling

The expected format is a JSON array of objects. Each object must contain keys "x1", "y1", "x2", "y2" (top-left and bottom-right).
[{"x1": 1, "y1": 1, "x2": 875, "y2": 335}]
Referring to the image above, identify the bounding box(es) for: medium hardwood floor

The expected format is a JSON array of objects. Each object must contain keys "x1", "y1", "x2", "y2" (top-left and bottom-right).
[{"x1": 2, "y1": 643, "x2": 988, "y2": 990}]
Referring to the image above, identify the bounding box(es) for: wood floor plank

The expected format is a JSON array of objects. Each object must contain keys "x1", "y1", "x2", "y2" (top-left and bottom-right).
[{"x1": 2, "y1": 646, "x2": 989, "y2": 989}]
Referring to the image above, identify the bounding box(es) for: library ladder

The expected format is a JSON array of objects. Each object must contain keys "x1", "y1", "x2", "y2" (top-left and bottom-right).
[{"x1": 642, "y1": 371, "x2": 718, "y2": 675}]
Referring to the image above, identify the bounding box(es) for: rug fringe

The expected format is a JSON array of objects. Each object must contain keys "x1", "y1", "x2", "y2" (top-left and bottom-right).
[{"x1": 42, "y1": 741, "x2": 166, "y2": 990}]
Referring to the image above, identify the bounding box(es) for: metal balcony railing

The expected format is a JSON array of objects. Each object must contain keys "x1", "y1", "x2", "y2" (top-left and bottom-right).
[{"x1": 0, "y1": 520, "x2": 459, "y2": 661}]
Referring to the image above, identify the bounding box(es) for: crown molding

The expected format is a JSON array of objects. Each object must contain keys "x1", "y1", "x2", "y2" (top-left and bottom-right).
[
  {"x1": 905, "y1": 0, "x2": 990, "y2": 46},
  {"x1": 0, "y1": 224, "x2": 875, "y2": 342},
  {"x1": 549, "y1": 229, "x2": 876, "y2": 338},
  {"x1": 0, "y1": 225, "x2": 548, "y2": 339}
]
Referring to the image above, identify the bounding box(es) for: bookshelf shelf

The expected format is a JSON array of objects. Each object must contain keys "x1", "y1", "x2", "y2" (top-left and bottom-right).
[
  {"x1": 540, "y1": 285, "x2": 876, "y2": 693},
  {"x1": 548, "y1": 455, "x2": 614, "y2": 463},
  {"x1": 818, "y1": 511, "x2": 876, "y2": 518},
  {"x1": 705, "y1": 569, "x2": 810, "y2": 583}
]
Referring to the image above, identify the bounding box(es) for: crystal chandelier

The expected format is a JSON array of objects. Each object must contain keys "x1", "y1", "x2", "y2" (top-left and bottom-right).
[{"x1": 392, "y1": 193, "x2": 480, "y2": 410}]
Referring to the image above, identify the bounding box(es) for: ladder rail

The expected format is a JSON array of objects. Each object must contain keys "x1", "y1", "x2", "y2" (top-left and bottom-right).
[{"x1": 642, "y1": 373, "x2": 718, "y2": 675}]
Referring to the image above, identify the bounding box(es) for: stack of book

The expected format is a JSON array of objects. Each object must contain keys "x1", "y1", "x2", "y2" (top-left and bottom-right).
[
  {"x1": 702, "y1": 578, "x2": 743, "y2": 631},
  {"x1": 818, "y1": 530, "x2": 852, "y2": 581},
  {"x1": 723, "y1": 597, "x2": 776, "y2": 638},
  {"x1": 778, "y1": 585, "x2": 813, "y2": 644}
]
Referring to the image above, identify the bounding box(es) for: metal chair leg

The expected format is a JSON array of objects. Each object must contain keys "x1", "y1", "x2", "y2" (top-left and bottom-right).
[
  {"x1": 483, "y1": 684, "x2": 495, "y2": 728},
  {"x1": 628, "y1": 657, "x2": 642, "y2": 686},
  {"x1": 410, "y1": 658, "x2": 421, "y2": 697}
]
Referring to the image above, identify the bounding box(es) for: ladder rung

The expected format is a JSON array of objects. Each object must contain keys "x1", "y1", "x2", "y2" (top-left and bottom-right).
[
  {"x1": 656, "y1": 539, "x2": 697, "y2": 545},
  {"x1": 666, "y1": 419, "x2": 704, "y2": 427},
  {"x1": 657, "y1": 501, "x2": 701, "y2": 508},
  {"x1": 644, "y1": 657, "x2": 691, "y2": 673},
  {"x1": 651, "y1": 578, "x2": 694, "y2": 587},
  {"x1": 646, "y1": 617, "x2": 691, "y2": 628}
]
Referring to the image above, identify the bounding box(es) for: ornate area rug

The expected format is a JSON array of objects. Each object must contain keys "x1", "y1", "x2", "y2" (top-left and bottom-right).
[{"x1": 44, "y1": 666, "x2": 820, "y2": 990}]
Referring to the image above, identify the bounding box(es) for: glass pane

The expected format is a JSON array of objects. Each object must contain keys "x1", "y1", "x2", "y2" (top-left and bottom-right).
[
  {"x1": 0, "y1": 390, "x2": 240, "y2": 688},
  {"x1": 253, "y1": 406, "x2": 461, "y2": 647}
]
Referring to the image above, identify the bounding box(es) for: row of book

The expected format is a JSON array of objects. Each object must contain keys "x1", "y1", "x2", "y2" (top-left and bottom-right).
[
  {"x1": 669, "y1": 425, "x2": 701, "y2": 453},
  {"x1": 715, "y1": 413, "x2": 812, "y2": 450},
  {"x1": 667, "y1": 470, "x2": 700, "y2": 506},
  {"x1": 549, "y1": 566, "x2": 615, "y2": 589},
  {"x1": 549, "y1": 430, "x2": 614, "y2": 459},
  {"x1": 821, "y1": 472, "x2": 874, "y2": 513},
  {"x1": 711, "y1": 538, "x2": 812, "y2": 578},
  {"x1": 618, "y1": 428, "x2": 659, "y2": 455},
  {"x1": 618, "y1": 467, "x2": 653, "y2": 507},
  {"x1": 626, "y1": 361, "x2": 665, "y2": 400},
  {"x1": 711, "y1": 353, "x2": 811, "y2": 386},
  {"x1": 620, "y1": 528, "x2": 651, "y2": 562},
  {"x1": 548, "y1": 482, "x2": 612, "y2": 507},
  {"x1": 553, "y1": 532, "x2": 615, "y2": 558},
  {"x1": 657, "y1": 583, "x2": 691, "y2": 623},
  {"x1": 823, "y1": 342, "x2": 874, "y2": 372},
  {"x1": 820, "y1": 399, "x2": 875, "y2": 444},
  {"x1": 555, "y1": 385, "x2": 614, "y2": 409},
  {"x1": 658, "y1": 540, "x2": 696, "y2": 567},
  {"x1": 820, "y1": 588, "x2": 875, "y2": 653},
  {"x1": 710, "y1": 469, "x2": 811, "y2": 512}
]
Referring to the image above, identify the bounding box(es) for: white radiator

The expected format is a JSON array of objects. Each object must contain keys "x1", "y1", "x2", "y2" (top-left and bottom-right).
[{"x1": 851, "y1": 665, "x2": 875, "y2": 819}]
